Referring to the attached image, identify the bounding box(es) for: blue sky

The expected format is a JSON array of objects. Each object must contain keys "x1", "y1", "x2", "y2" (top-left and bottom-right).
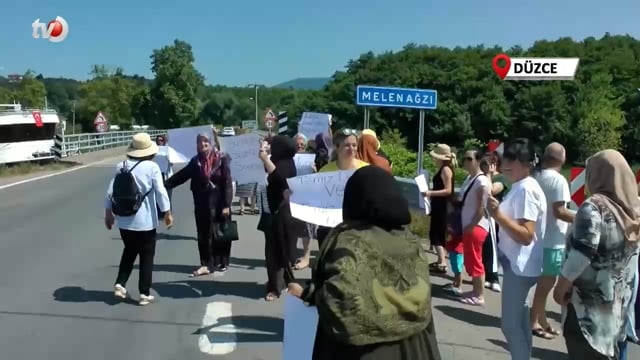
[{"x1": 1, "y1": 0, "x2": 638, "y2": 86}]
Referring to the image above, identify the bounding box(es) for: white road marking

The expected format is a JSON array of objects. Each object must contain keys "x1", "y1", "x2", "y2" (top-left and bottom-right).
[
  {"x1": 198, "y1": 301, "x2": 238, "y2": 355},
  {"x1": 0, "y1": 155, "x2": 123, "y2": 191}
]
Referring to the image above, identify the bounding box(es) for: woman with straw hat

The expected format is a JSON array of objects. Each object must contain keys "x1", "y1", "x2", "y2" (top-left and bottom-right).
[
  {"x1": 423, "y1": 144, "x2": 457, "y2": 274},
  {"x1": 104, "y1": 132, "x2": 173, "y2": 306}
]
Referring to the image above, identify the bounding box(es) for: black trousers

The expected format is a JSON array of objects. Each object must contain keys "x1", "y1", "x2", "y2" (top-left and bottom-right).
[
  {"x1": 195, "y1": 211, "x2": 232, "y2": 268},
  {"x1": 482, "y1": 228, "x2": 500, "y2": 284},
  {"x1": 115, "y1": 228, "x2": 157, "y2": 296},
  {"x1": 316, "y1": 226, "x2": 331, "y2": 248},
  {"x1": 564, "y1": 304, "x2": 618, "y2": 359}
]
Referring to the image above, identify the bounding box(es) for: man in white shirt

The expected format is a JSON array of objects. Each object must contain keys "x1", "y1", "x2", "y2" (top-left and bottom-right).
[{"x1": 531, "y1": 142, "x2": 575, "y2": 339}]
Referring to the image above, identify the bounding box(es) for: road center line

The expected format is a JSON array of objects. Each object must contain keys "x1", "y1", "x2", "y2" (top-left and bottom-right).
[{"x1": 198, "y1": 301, "x2": 237, "y2": 355}]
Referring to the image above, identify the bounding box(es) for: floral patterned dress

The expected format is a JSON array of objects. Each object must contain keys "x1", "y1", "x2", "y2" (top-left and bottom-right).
[{"x1": 562, "y1": 198, "x2": 640, "y2": 357}]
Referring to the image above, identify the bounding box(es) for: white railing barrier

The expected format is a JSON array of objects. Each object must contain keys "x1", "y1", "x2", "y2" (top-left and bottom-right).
[{"x1": 56, "y1": 130, "x2": 167, "y2": 158}]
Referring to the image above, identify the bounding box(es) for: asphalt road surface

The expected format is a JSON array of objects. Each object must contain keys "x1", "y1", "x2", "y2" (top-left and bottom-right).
[{"x1": 0, "y1": 155, "x2": 638, "y2": 360}]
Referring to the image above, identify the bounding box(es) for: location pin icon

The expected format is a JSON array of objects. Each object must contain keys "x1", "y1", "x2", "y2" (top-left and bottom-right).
[{"x1": 492, "y1": 53, "x2": 511, "y2": 80}]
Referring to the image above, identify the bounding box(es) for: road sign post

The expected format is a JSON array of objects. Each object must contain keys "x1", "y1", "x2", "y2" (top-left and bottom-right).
[
  {"x1": 264, "y1": 108, "x2": 277, "y2": 134},
  {"x1": 93, "y1": 111, "x2": 108, "y2": 133},
  {"x1": 356, "y1": 85, "x2": 438, "y2": 175}
]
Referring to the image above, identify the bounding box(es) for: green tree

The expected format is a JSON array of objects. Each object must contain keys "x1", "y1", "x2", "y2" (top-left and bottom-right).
[
  {"x1": 17, "y1": 72, "x2": 46, "y2": 108},
  {"x1": 77, "y1": 65, "x2": 138, "y2": 130},
  {"x1": 150, "y1": 39, "x2": 205, "y2": 128},
  {"x1": 574, "y1": 73, "x2": 625, "y2": 161}
]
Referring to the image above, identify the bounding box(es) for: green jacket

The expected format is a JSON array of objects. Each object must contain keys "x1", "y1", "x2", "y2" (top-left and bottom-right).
[{"x1": 301, "y1": 224, "x2": 432, "y2": 346}]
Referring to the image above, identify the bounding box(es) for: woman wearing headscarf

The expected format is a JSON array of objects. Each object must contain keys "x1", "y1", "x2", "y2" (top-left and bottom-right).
[
  {"x1": 358, "y1": 133, "x2": 391, "y2": 174},
  {"x1": 288, "y1": 166, "x2": 441, "y2": 360},
  {"x1": 165, "y1": 132, "x2": 233, "y2": 276},
  {"x1": 313, "y1": 132, "x2": 332, "y2": 172},
  {"x1": 258, "y1": 135, "x2": 302, "y2": 301},
  {"x1": 553, "y1": 149, "x2": 640, "y2": 359}
]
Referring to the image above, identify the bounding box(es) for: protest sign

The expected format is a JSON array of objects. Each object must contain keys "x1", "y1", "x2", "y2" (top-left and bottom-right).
[
  {"x1": 167, "y1": 125, "x2": 215, "y2": 162},
  {"x1": 414, "y1": 171, "x2": 430, "y2": 214},
  {"x1": 283, "y1": 293, "x2": 318, "y2": 360},
  {"x1": 298, "y1": 112, "x2": 331, "y2": 139},
  {"x1": 153, "y1": 145, "x2": 187, "y2": 176},
  {"x1": 219, "y1": 133, "x2": 264, "y2": 185},
  {"x1": 287, "y1": 170, "x2": 355, "y2": 227},
  {"x1": 294, "y1": 153, "x2": 315, "y2": 175}
]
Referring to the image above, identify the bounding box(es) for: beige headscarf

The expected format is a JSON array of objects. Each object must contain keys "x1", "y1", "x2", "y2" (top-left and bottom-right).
[{"x1": 586, "y1": 149, "x2": 640, "y2": 242}]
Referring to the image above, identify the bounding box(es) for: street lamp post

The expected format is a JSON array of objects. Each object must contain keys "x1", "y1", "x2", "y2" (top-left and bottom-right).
[{"x1": 247, "y1": 84, "x2": 259, "y2": 126}]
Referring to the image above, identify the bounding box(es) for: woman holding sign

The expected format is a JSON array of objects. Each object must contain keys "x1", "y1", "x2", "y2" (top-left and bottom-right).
[
  {"x1": 259, "y1": 135, "x2": 302, "y2": 301},
  {"x1": 288, "y1": 166, "x2": 441, "y2": 360},
  {"x1": 316, "y1": 129, "x2": 369, "y2": 245}
]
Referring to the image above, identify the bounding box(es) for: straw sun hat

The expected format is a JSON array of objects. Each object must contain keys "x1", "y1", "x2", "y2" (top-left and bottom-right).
[
  {"x1": 430, "y1": 143, "x2": 454, "y2": 161},
  {"x1": 126, "y1": 132, "x2": 159, "y2": 158}
]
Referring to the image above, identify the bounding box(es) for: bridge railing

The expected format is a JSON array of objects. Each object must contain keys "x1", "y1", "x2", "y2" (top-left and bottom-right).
[{"x1": 56, "y1": 130, "x2": 167, "y2": 158}]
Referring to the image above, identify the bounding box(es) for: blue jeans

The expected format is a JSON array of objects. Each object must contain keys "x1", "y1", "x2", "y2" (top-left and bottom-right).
[
  {"x1": 619, "y1": 340, "x2": 627, "y2": 360},
  {"x1": 500, "y1": 257, "x2": 538, "y2": 360}
]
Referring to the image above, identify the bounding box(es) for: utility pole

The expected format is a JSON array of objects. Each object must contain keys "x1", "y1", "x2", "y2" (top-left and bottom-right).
[
  {"x1": 247, "y1": 83, "x2": 259, "y2": 126},
  {"x1": 72, "y1": 100, "x2": 76, "y2": 134}
]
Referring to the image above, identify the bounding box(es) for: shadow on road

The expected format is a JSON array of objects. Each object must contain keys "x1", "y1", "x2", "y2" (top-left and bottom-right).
[
  {"x1": 157, "y1": 232, "x2": 197, "y2": 241},
  {"x1": 52, "y1": 286, "x2": 135, "y2": 305},
  {"x1": 153, "y1": 280, "x2": 265, "y2": 300},
  {"x1": 488, "y1": 339, "x2": 566, "y2": 360},
  {"x1": 194, "y1": 315, "x2": 283, "y2": 343},
  {"x1": 435, "y1": 305, "x2": 501, "y2": 328},
  {"x1": 230, "y1": 257, "x2": 264, "y2": 270},
  {"x1": 109, "y1": 264, "x2": 195, "y2": 275},
  {"x1": 111, "y1": 233, "x2": 196, "y2": 241}
]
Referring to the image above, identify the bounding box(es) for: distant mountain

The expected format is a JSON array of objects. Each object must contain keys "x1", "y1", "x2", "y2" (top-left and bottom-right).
[{"x1": 272, "y1": 77, "x2": 330, "y2": 90}]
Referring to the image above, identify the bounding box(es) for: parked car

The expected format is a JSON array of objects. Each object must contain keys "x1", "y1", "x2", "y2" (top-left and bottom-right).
[{"x1": 220, "y1": 127, "x2": 235, "y2": 136}]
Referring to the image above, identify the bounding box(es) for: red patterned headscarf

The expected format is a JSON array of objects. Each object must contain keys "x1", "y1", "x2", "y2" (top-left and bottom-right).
[{"x1": 197, "y1": 133, "x2": 219, "y2": 177}]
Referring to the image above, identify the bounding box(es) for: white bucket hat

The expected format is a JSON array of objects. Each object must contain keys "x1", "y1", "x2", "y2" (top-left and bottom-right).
[{"x1": 127, "y1": 132, "x2": 159, "y2": 158}]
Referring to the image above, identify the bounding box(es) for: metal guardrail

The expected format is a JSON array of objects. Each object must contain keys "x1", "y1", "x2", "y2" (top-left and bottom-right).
[{"x1": 57, "y1": 130, "x2": 167, "y2": 158}]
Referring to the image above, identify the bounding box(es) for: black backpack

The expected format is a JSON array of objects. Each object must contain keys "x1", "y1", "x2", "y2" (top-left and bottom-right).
[{"x1": 110, "y1": 161, "x2": 151, "y2": 216}]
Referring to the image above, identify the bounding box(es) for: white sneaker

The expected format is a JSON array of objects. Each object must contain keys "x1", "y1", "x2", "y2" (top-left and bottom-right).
[
  {"x1": 139, "y1": 294, "x2": 155, "y2": 306},
  {"x1": 491, "y1": 283, "x2": 502, "y2": 292},
  {"x1": 484, "y1": 282, "x2": 491, "y2": 289},
  {"x1": 114, "y1": 284, "x2": 127, "y2": 299}
]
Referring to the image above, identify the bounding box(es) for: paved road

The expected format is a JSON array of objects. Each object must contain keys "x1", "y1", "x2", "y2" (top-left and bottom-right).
[{"x1": 0, "y1": 156, "x2": 638, "y2": 360}]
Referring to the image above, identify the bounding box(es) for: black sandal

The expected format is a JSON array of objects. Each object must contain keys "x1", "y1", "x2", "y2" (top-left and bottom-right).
[
  {"x1": 430, "y1": 264, "x2": 448, "y2": 274},
  {"x1": 532, "y1": 328, "x2": 555, "y2": 340}
]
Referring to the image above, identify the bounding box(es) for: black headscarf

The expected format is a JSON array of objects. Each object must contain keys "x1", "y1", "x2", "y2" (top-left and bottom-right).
[
  {"x1": 342, "y1": 166, "x2": 411, "y2": 230},
  {"x1": 270, "y1": 135, "x2": 296, "y2": 162}
]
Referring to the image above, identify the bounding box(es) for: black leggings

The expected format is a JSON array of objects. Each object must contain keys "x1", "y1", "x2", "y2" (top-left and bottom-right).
[
  {"x1": 115, "y1": 229, "x2": 157, "y2": 296},
  {"x1": 482, "y1": 230, "x2": 500, "y2": 284}
]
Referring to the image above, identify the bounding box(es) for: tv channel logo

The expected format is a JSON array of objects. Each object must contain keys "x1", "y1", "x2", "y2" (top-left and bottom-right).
[{"x1": 32, "y1": 16, "x2": 69, "y2": 43}]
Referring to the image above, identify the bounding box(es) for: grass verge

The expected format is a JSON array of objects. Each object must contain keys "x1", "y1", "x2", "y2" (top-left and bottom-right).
[
  {"x1": 409, "y1": 211, "x2": 430, "y2": 239},
  {"x1": 0, "y1": 160, "x2": 78, "y2": 178}
]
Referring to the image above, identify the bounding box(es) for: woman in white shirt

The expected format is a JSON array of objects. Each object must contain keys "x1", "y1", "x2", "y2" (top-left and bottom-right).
[{"x1": 486, "y1": 138, "x2": 547, "y2": 360}]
